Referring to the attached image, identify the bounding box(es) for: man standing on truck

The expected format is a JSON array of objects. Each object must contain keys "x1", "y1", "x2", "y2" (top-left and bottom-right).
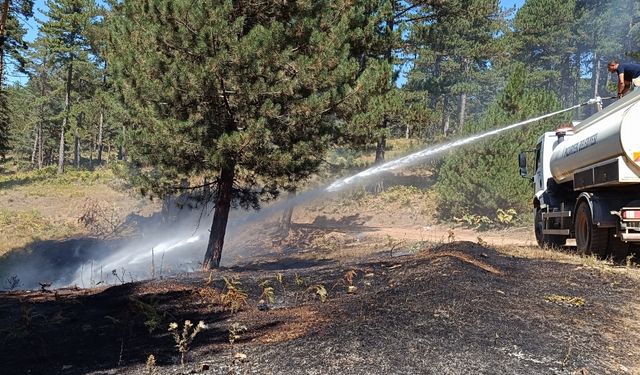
[{"x1": 608, "y1": 60, "x2": 640, "y2": 98}]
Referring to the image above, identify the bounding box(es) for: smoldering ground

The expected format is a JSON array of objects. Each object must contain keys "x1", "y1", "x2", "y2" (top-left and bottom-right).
[
  {"x1": 0, "y1": 102, "x2": 593, "y2": 291},
  {"x1": 0, "y1": 187, "x2": 330, "y2": 290}
]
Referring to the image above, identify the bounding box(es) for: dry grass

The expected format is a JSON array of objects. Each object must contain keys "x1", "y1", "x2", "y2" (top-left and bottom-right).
[
  {"x1": 494, "y1": 244, "x2": 640, "y2": 280},
  {"x1": 0, "y1": 209, "x2": 79, "y2": 256},
  {"x1": 0, "y1": 167, "x2": 156, "y2": 256},
  {"x1": 252, "y1": 306, "x2": 328, "y2": 344},
  {"x1": 419, "y1": 250, "x2": 503, "y2": 275},
  {"x1": 312, "y1": 185, "x2": 438, "y2": 227}
]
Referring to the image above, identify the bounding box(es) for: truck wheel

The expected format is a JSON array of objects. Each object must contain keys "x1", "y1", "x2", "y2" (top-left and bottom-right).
[
  {"x1": 575, "y1": 201, "x2": 608, "y2": 257},
  {"x1": 535, "y1": 209, "x2": 565, "y2": 248}
]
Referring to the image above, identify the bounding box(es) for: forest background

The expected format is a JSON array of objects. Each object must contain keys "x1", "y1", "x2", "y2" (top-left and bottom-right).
[{"x1": 0, "y1": 0, "x2": 638, "y2": 268}]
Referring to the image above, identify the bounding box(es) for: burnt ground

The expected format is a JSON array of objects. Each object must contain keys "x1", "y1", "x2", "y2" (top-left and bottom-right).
[{"x1": 1, "y1": 241, "x2": 640, "y2": 375}]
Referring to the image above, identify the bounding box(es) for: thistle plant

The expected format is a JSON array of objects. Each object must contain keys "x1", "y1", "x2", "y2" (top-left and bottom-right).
[
  {"x1": 146, "y1": 354, "x2": 157, "y2": 375},
  {"x1": 228, "y1": 322, "x2": 248, "y2": 345},
  {"x1": 221, "y1": 276, "x2": 247, "y2": 313},
  {"x1": 168, "y1": 320, "x2": 207, "y2": 366}
]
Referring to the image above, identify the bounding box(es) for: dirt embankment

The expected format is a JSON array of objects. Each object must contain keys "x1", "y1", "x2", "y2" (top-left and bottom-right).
[{"x1": 1, "y1": 241, "x2": 639, "y2": 375}]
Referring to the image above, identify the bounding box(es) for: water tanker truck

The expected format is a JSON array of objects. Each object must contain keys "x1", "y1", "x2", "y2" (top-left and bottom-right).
[{"x1": 519, "y1": 91, "x2": 640, "y2": 258}]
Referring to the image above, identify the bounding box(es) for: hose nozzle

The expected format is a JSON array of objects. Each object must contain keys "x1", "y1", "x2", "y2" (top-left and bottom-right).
[{"x1": 586, "y1": 96, "x2": 602, "y2": 105}]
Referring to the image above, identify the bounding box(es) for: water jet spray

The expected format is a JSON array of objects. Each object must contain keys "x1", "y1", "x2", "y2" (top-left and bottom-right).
[
  {"x1": 52, "y1": 98, "x2": 603, "y2": 288},
  {"x1": 326, "y1": 99, "x2": 600, "y2": 192}
]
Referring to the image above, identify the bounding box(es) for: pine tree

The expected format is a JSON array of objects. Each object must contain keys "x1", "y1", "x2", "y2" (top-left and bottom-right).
[
  {"x1": 0, "y1": 0, "x2": 33, "y2": 82},
  {"x1": 0, "y1": 0, "x2": 33, "y2": 160},
  {"x1": 109, "y1": 0, "x2": 386, "y2": 269},
  {"x1": 436, "y1": 64, "x2": 566, "y2": 220},
  {"x1": 37, "y1": 0, "x2": 95, "y2": 173},
  {"x1": 510, "y1": 0, "x2": 578, "y2": 105},
  {"x1": 405, "y1": 0, "x2": 506, "y2": 134}
]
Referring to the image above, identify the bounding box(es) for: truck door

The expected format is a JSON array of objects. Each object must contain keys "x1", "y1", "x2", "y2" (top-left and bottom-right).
[{"x1": 534, "y1": 143, "x2": 544, "y2": 194}]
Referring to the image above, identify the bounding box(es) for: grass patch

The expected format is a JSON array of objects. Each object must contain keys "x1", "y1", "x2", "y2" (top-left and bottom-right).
[
  {"x1": 494, "y1": 244, "x2": 640, "y2": 280},
  {"x1": 0, "y1": 209, "x2": 79, "y2": 256},
  {"x1": 0, "y1": 166, "x2": 116, "y2": 191}
]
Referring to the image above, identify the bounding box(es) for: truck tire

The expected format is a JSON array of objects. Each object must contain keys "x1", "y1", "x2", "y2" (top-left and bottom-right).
[
  {"x1": 535, "y1": 209, "x2": 565, "y2": 248},
  {"x1": 575, "y1": 201, "x2": 608, "y2": 257}
]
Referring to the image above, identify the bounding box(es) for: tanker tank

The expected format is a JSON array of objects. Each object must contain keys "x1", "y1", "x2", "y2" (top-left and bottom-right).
[{"x1": 549, "y1": 91, "x2": 640, "y2": 188}]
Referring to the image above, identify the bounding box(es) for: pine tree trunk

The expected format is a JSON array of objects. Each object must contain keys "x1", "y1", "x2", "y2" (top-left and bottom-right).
[
  {"x1": 58, "y1": 125, "x2": 66, "y2": 173},
  {"x1": 74, "y1": 129, "x2": 80, "y2": 168},
  {"x1": 97, "y1": 109, "x2": 104, "y2": 165},
  {"x1": 0, "y1": 0, "x2": 10, "y2": 87},
  {"x1": 89, "y1": 138, "x2": 94, "y2": 169},
  {"x1": 118, "y1": 124, "x2": 125, "y2": 161},
  {"x1": 37, "y1": 124, "x2": 43, "y2": 169},
  {"x1": 31, "y1": 126, "x2": 38, "y2": 165},
  {"x1": 457, "y1": 59, "x2": 469, "y2": 132},
  {"x1": 74, "y1": 113, "x2": 82, "y2": 168},
  {"x1": 372, "y1": 131, "x2": 386, "y2": 194},
  {"x1": 375, "y1": 135, "x2": 386, "y2": 164},
  {"x1": 203, "y1": 163, "x2": 236, "y2": 269},
  {"x1": 430, "y1": 56, "x2": 443, "y2": 110},
  {"x1": 279, "y1": 190, "x2": 297, "y2": 235},
  {"x1": 457, "y1": 93, "x2": 467, "y2": 132},
  {"x1": 441, "y1": 96, "x2": 450, "y2": 135},
  {"x1": 58, "y1": 63, "x2": 73, "y2": 174}
]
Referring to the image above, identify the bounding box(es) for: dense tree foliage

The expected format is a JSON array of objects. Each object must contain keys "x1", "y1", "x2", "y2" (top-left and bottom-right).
[{"x1": 0, "y1": 0, "x2": 33, "y2": 159}]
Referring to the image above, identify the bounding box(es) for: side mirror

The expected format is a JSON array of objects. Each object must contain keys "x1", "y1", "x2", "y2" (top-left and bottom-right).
[{"x1": 518, "y1": 152, "x2": 528, "y2": 178}]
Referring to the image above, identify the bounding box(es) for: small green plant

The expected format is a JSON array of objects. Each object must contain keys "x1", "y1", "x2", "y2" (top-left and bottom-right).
[
  {"x1": 310, "y1": 284, "x2": 328, "y2": 302},
  {"x1": 130, "y1": 296, "x2": 165, "y2": 333},
  {"x1": 275, "y1": 272, "x2": 286, "y2": 301},
  {"x1": 275, "y1": 273, "x2": 284, "y2": 284},
  {"x1": 625, "y1": 254, "x2": 637, "y2": 268},
  {"x1": 168, "y1": 320, "x2": 207, "y2": 366},
  {"x1": 228, "y1": 322, "x2": 247, "y2": 345},
  {"x1": 221, "y1": 276, "x2": 247, "y2": 313},
  {"x1": 456, "y1": 213, "x2": 493, "y2": 229},
  {"x1": 259, "y1": 280, "x2": 276, "y2": 304},
  {"x1": 294, "y1": 273, "x2": 305, "y2": 287},
  {"x1": 496, "y1": 208, "x2": 517, "y2": 225}
]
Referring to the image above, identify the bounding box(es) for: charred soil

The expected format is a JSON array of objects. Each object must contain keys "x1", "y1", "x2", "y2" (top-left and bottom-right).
[{"x1": 2, "y1": 241, "x2": 639, "y2": 375}]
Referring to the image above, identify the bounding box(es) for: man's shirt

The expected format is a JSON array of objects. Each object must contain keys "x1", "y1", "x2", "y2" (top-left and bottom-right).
[{"x1": 616, "y1": 63, "x2": 640, "y2": 82}]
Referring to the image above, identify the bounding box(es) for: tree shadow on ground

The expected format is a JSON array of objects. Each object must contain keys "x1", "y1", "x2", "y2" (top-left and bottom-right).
[
  {"x1": 300, "y1": 214, "x2": 377, "y2": 232},
  {"x1": 227, "y1": 256, "x2": 336, "y2": 272},
  {"x1": 0, "y1": 211, "x2": 209, "y2": 290},
  {"x1": 0, "y1": 237, "x2": 126, "y2": 289},
  {"x1": 0, "y1": 171, "x2": 54, "y2": 189},
  {"x1": 0, "y1": 282, "x2": 231, "y2": 375}
]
